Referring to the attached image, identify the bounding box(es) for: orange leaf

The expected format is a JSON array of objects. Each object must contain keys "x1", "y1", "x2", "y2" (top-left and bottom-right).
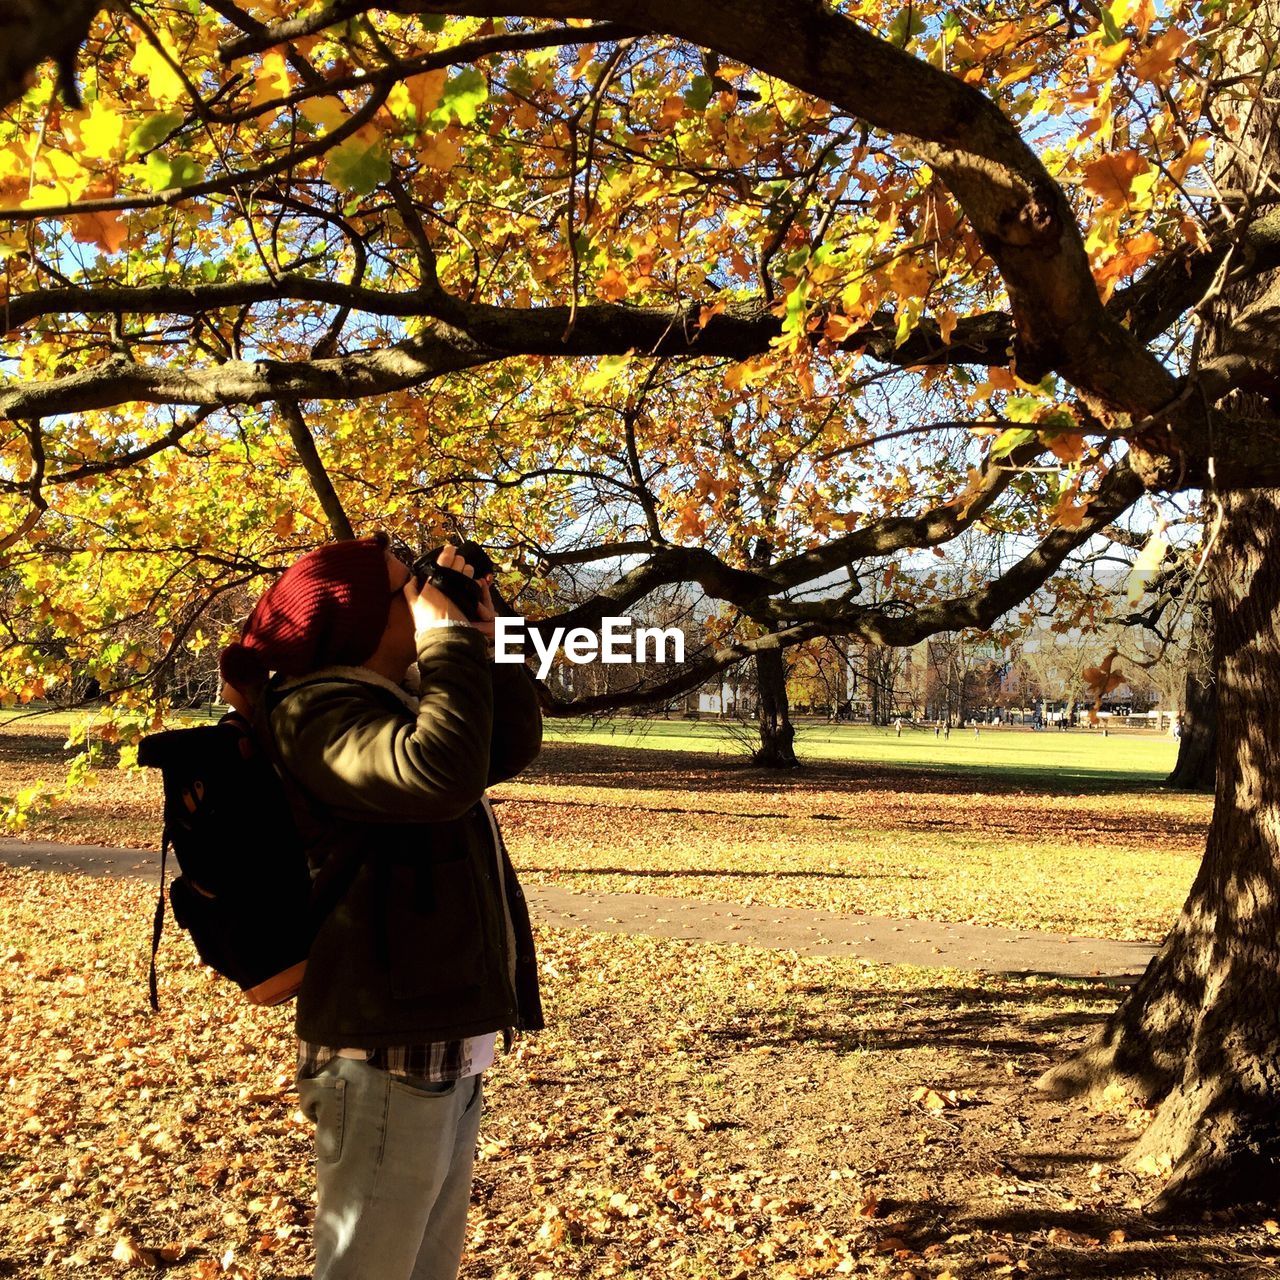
[
  {"x1": 70, "y1": 211, "x2": 128, "y2": 255},
  {"x1": 404, "y1": 69, "x2": 446, "y2": 123},
  {"x1": 824, "y1": 312, "x2": 858, "y2": 342},
  {"x1": 1052, "y1": 489, "x2": 1090, "y2": 529},
  {"x1": 698, "y1": 300, "x2": 725, "y2": 329},
  {"x1": 1046, "y1": 432, "x2": 1088, "y2": 464},
  {"x1": 1093, "y1": 231, "x2": 1162, "y2": 299},
  {"x1": 420, "y1": 128, "x2": 461, "y2": 170},
  {"x1": 658, "y1": 95, "x2": 684, "y2": 129},
  {"x1": 1133, "y1": 27, "x2": 1189, "y2": 83},
  {"x1": 1082, "y1": 151, "x2": 1148, "y2": 210},
  {"x1": 597, "y1": 266, "x2": 630, "y2": 302}
]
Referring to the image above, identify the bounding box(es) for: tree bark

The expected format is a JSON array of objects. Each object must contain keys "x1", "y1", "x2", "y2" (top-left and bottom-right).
[
  {"x1": 1166, "y1": 598, "x2": 1216, "y2": 790},
  {"x1": 1039, "y1": 15, "x2": 1280, "y2": 1209},
  {"x1": 753, "y1": 643, "x2": 798, "y2": 768},
  {"x1": 0, "y1": 0, "x2": 101, "y2": 111},
  {"x1": 1042, "y1": 490, "x2": 1280, "y2": 1213}
]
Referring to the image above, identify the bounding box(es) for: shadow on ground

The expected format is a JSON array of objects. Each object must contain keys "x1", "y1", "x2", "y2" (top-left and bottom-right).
[{"x1": 528, "y1": 738, "x2": 1182, "y2": 797}]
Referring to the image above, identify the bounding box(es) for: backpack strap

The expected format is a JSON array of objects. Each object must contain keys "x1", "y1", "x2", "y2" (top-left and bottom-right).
[
  {"x1": 256, "y1": 676, "x2": 374, "y2": 929},
  {"x1": 148, "y1": 828, "x2": 171, "y2": 1012}
]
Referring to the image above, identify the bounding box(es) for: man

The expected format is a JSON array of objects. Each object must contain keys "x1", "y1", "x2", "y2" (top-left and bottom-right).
[{"x1": 218, "y1": 533, "x2": 543, "y2": 1280}]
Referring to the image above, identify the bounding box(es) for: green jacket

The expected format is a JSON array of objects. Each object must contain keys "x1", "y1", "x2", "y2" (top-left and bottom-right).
[{"x1": 266, "y1": 624, "x2": 544, "y2": 1047}]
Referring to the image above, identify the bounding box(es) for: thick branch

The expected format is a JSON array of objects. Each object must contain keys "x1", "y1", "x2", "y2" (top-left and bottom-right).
[
  {"x1": 0, "y1": 0, "x2": 101, "y2": 111},
  {"x1": 383, "y1": 0, "x2": 1176, "y2": 415},
  {"x1": 539, "y1": 462, "x2": 1146, "y2": 713}
]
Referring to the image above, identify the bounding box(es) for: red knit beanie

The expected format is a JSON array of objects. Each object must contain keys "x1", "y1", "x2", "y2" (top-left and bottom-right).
[{"x1": 219, "y1": 535, "x2": 392, "y2": 687}]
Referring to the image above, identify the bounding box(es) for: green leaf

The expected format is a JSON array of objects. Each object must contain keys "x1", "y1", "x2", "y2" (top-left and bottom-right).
[
  {"x1": 126, "y1": 110, "x2": 184, "y2": 159},
  {"x1": 1038, "y1": 408, "x2": 1077, "y2": 432},
  {"x1": 887, "y1": 7, "x2": 928, "y2": 48},
  {"x1": 1099, "y1": 5, "x2": 1123, "y2": 44},
  {"x1": 431, "y1": 68, "x2": 487, "y2": 126},
  {"x1": 1005, "y1": 395, "x2": 1041, "y2": 424},
  {"x1": 325, "y1": 135, "x2": 390, "y2": 196},
  {"x1": 143, "y1": 151, "x2": 204, "y2": 191},
  {"x1": 991, "y1": 427, "x2": 1036, "y2": 459},
  {"x1": 781, "y1": 282, "x2": 809, "y2": 338},
  {"x1": 684, "y1": 75, "x2": 714, "y2": 112}
]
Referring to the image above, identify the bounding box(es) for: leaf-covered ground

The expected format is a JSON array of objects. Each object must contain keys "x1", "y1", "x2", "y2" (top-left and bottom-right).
[
  {"x1": 500, "y1": 741, "x2": 1206, "y2": 943},
  {"x1": 1, "y1": 722, "x2": 1248, "y2": 1278},
  {"x1": 3, "y1": 864, "x2": 1278, "y2": 1280},
  {"x1": 0, "y1": 727, "x2": 1208, "y2": 942}
]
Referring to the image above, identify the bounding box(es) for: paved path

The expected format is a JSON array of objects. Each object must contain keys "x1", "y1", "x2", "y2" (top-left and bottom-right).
[{"x1": 0, "y1": 838, "x2": 1155, "y2": 981}]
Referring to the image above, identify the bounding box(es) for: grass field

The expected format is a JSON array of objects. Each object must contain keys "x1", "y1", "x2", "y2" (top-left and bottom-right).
[
  {"x1": 545, "y1": 718, "x2": 1180, "y2": 783},
  {"x1": 0, "y1": 719, "x2": 1261, "y2": 1280},
  {"x1": 0, "y1": 718, "x2": 1204, "y2": 942}
]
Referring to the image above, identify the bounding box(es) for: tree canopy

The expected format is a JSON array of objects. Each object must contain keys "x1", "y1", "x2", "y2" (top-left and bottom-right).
[{"x1": 0, "y1": 0, "x2": 1268, "y2": 715}]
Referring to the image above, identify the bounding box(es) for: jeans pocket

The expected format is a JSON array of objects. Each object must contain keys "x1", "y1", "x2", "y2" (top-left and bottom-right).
[
  {"x1": 298, "y1": 1076, "x2": 346, "y2": 1164},
  {"x1": 388, "y1": 1074, "x2": 458, "y2": 1100}
]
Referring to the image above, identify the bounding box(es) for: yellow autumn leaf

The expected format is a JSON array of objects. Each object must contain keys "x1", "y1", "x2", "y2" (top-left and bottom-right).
[
  {"x1": 1091, "y1": 37, "x2": 1131, "y2": 77},
  {"x1": 1168, "y1": 134, "x2": 1210, "y2": 184},
  {"x1": 725, "y1": 130, "x2": 751, "y2": 167},
  {"x1": 0, "y1": 141, "x2": 27, "y2": 182},
  {"x1": 111, "y1": 1235, "x2": 157, "y2": 1267},
  {"x1": 300, "y1": 95, "x2": 348, "y2": 132},
  {"x1": 252, "y1": 51, "x2": 291, "y2": 113},
  {"x1": 684, "y1": 1108, "x2": 711, "y2": 1131},
  {"x1": 75, "y1": 100, "x2": 127, "y2": 161},
  {"x1": 24, "y1": 149, "x2": 92, "y2": 205},
  {"x1": 130, "y1": 35, "x2": 186, "y2": 108},
  {"x1": 887, "y1": 257, "x2": 932, "y2": 298}
]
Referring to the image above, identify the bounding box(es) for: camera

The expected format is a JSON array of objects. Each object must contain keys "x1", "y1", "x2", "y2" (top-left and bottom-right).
[{"x1": 412, "y1": 539, "x2": 496, "y2": 622}]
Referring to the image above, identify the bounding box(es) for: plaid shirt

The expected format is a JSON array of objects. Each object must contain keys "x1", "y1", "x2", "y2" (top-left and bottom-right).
[{"x1": 297, "y1": 1032, "x2": 496, "y2": 1083}]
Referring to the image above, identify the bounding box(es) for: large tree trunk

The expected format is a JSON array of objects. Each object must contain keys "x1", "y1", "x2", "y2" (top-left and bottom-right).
[
  {"x1": 1039, "y1": 15, "x2": 1280, "y2": 1213},
  {"x1": 753, "y1": 644, "x2": 798, "y2": 768},
  {"x1": 1040, "y1": 491, "x2": 1280, "y2": 1213},
  {"x1": 1166, "y1": 598, "x2": 1216, "y2": 790}
]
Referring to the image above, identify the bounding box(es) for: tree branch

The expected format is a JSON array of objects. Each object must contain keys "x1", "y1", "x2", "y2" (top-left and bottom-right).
[
  {"x1": 386, "y1": 0, "x2": 1176, "y2": 416},
  {"x1": 537, "y1": 461, "x2": 1147, "y2": 713},
  {"x1": 0, "y1": 0, "x2": 102, "y2": 112},
  {"x1": 278, "y1": 401, "x2": 356, "y2": 540}
]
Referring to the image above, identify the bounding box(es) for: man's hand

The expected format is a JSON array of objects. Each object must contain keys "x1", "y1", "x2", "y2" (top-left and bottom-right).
[{"x1": 406, "y1": 544, "x2": 496, "y2": 638}]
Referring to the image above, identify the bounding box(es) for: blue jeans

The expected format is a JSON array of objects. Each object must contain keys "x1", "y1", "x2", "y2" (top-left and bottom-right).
[{"x1": 297, "y1": 1057, "x2": 484, "y2": 1280}]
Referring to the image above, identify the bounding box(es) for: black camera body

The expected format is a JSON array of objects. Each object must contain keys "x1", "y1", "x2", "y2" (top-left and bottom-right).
[{"x1": 412, "y1": 540, "x2": 496, "y2": 622}]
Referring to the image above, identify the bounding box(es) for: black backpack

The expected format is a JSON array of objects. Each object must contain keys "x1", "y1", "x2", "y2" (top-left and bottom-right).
[{"x1": 138, "y1": 711, "x2": 314, "y2": 1009}]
